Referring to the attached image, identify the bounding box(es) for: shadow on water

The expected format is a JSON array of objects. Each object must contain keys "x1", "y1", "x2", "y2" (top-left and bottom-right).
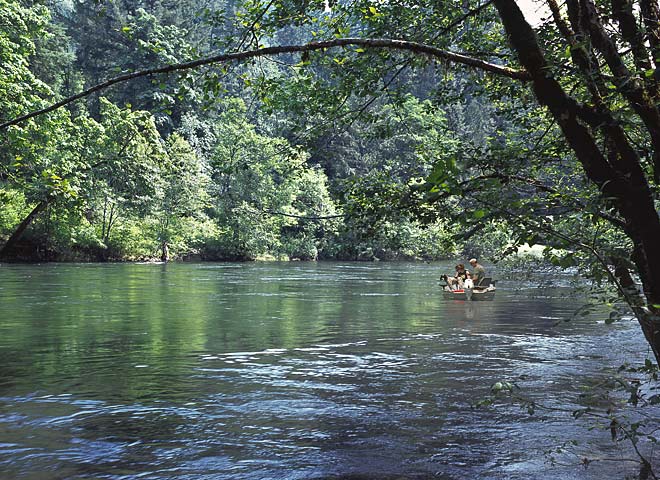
[{"x1": 0, "y1": 262, "x2": 656, "y2": 479}]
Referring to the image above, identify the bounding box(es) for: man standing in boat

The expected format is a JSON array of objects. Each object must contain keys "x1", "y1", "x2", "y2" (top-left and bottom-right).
[{"x1": 469, "y1": 258, "x2": 486, "y2": 286}]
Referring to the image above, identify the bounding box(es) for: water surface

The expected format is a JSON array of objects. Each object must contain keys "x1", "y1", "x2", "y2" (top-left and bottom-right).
[{"x1": 0, "y1": 262, "x2": 655, "y2": 479}]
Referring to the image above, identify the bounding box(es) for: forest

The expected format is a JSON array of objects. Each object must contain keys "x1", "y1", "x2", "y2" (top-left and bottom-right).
[
  {"x1": 0, "y1": 0, "x2": 476, "y2": 264},
  {"x1": 2, "y1": 0, "x2": 660, "y2": 362}
]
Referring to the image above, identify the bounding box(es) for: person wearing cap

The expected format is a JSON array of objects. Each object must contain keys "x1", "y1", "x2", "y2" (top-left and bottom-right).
[{"x1": 468, "y1": 258, "x2": 486, "y2": 286}]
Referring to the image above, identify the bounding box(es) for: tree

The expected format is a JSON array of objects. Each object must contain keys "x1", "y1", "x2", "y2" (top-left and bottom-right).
[
  {"x1": 320, "y1": 95, "x2": 459, "y2": 260},
  {"x1": 0, "y1": 93, "x2": 165, "y2": 260},
  {"x1": 153, "y1": 133, "x2": 210, "y2": 261},
  {"x1": 80, "y1": 99, "x2": 166, "y2": 259},
  {"x1": 65, "y1": 2, "x2": 199, "y2": 131},
  {"x1": 0, "y1": 0, "x2": 81, "y2": 258},
  {"x1": 201, "y1": 98, "x2": 338, "y2": 260},
  {"x1": 193, "y1": 99, "x2": 335, "y2": 260},
  {"x1": 488, "y1": 0, "x2": 660, "y2": 364}
]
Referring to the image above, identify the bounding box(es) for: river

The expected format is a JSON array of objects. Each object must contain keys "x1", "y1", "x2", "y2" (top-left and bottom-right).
[{"x1": 0, "y1": 262, "x2": 656, "y2": 479}]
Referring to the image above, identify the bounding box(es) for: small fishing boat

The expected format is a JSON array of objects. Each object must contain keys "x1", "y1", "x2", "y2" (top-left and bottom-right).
[
  {"x1": 442, "y1": 285, "x2": 496, "y2": 301},
  {"x1": 440, "y1": 277, "x2": 496, "y2": 301}
]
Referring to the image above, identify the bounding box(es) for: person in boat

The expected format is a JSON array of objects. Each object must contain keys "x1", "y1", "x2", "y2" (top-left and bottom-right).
[
  {"x1": 447, "y1": 263, "x2": 470, "y2": 290},
  {"x1": 468, "y1": 258, "x2": 487, "y2": 286}
]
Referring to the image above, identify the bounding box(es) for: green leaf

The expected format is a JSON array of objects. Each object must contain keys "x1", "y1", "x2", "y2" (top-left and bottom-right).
[{"x1": 558, "y1": 254, "x2": 576, "y2": 268}]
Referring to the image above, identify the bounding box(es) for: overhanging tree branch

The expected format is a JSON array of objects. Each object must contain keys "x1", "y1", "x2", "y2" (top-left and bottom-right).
[
  {"x1": 256, "y1": 207, "x2": 344, "y2": 220},
  {"x1": 0, "y1": 37, "x2": 530, "y2": 131}
]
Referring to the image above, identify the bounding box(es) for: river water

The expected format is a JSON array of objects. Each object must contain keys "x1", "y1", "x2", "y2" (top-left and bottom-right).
[{"x1": 0, "y1": 262, "x2": 656, "y2": 479}]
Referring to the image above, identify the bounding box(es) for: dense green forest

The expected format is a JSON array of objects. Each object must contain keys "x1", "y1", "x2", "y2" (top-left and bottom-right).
[
  {"x1": 0, "y1": 0, "x2": 481, "y2": 263},
  {"x1": 2, "y1": 0, "x2": 660, "y2": 362}
]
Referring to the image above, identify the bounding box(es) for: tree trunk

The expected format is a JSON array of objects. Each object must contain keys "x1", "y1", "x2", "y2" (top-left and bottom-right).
[
  {"x1": 0, "y1": 198, "x2": 51, "y2": 260},
  {"x1": 493, "y1": 0, "x2": 660, "y2": 364},
  {"x1": 161, "y1": 242, "x2": 169, "y2": 262}
]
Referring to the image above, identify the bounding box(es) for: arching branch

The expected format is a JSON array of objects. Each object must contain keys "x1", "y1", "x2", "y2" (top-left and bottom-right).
[
  {"x1": 0, "y1": 37, "x2": 530, "y2": 131},
  {"x1": 258, "y1": 208, "x2": 344, "y2": 220}
]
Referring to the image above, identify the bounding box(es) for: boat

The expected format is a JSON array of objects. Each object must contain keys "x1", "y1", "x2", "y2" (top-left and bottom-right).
[
  {"x1": 440, "y1": 277, "x2": 496, "y2": 301},
  {"x1": 442, "y1": 285, "x2": 496, "y2": 301}
]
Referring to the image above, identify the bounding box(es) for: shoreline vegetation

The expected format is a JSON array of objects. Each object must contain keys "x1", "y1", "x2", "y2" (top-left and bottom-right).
[
  {"x1": 0, "y1": 227, "x2": 508, "y2": 263},
  {"x1": 0, "y1": 235, "x2": 551, "y2": 267},
  {"x1": 0, "y1": 245, "x2": 458, "y2": 264}
]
